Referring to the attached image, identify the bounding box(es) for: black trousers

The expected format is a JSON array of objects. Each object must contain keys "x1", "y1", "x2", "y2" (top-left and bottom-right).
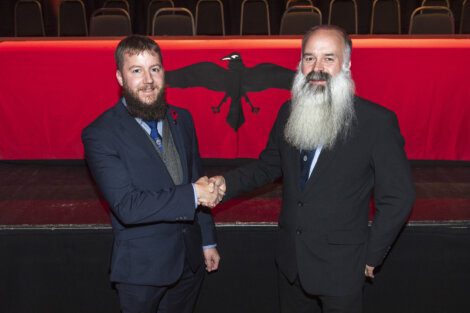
[
  {"x1": 115, "y1": 261, "x2": 204, "y2": 313},
  {"x1": 278, "y1": 270, "x2": 363, "y2": 313}
]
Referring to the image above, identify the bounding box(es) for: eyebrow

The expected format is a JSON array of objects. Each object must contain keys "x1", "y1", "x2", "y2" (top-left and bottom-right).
[
  {"x1": 303, "y1": 52, "x2": 337, "y2": 57},
  {"x1": 128, "y1": 64, "x2": 162, "y2": 70},
  {"x1": 148, "y1": 64, "x2": 162, "y2": 69}
]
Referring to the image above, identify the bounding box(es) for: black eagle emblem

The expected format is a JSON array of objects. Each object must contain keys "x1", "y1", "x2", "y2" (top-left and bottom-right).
[{"x1": 166, "y1": 52, "x2": 295, "y2": 131}]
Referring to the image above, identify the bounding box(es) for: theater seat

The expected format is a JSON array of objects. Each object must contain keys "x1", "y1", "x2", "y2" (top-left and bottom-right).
[
  {"x1": 58, "y1": 0, "x2": 88, "y2": 36},
  {"x1": 370, "y1": 0, "x2": 401, "y2": 34},
  {"x1": 152, "y1": 7, "x2": 195, "y2": 36},
  {"x1": 14, "y1": 0, "x2": 45, "y2": 37},
  {"x1": 279, "y1": 5, "x2": 322, "y2": 35},
  {"x1": 409, "y1": 6, "x2": 455, "y2": 34},
  {"x1": 89, "y1": 8, "x2": 132, "y2": 36}
]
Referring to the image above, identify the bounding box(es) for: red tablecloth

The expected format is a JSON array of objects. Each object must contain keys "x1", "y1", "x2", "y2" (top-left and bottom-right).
[{"x1": 1, "y1": 37, "x2": 469, "y2": 160}]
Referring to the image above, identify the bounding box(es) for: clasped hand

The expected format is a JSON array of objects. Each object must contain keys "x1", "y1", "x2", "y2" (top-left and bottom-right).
[{"x1": 194, "y1": 176, "x2": 226, "y2": 208}]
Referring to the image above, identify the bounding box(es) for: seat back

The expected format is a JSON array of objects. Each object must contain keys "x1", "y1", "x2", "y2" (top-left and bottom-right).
[
  {"x1": 370, "y1": 0, "x2": 401, "y2": 34},
  {"x1": 89, "y1": 8, "x2": 132, "y2": 36},
  {"x1": 196, "y1": 0, "x2": 225, "y2": 35},
  {"x1": 328, "y1": 0, "x2": 358, "y2": 34},
  {"x1": 14, "y1": 0, "x2": 45, "y2": 36},
  {"x1": 240, "y1": 0, "x2": 271, "y2": 35},
  {"x1": 58, "y1": 0, "x2": 88, "y2": 36},
  {"x1": 461, "y1": 0, "x2": 470, "y2": 33},
  {"x1": 409, "y1": 6, "x2": 454, "y2": 34},
  {"x1": 421, "y1": 0, "x2": 449, "y2": 7},
  {"x1": 286, "y1": 0, "x2": 314, "y2": 9},
  {"x1": 152, "y1": 7, "x2": 195, "y2": 36},
  {"x1": 103, "y1": 0, "x2": 130, "y2": 12},
  {"x1": 420, "y1": 0, "x2": 450, "y2": 13},
  {"x1": 147, "y1": 0, "x2": 174, "y2": 34},
  {"x1": 280, "y1": 6, "x2": 322, "y2": 35}
]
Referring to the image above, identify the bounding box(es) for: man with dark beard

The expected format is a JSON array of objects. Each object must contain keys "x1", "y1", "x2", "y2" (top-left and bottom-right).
[
  {"x1": 210, "y1": 26, "x2": 415, "y2": 313},
  {"x1": 82, "y1": 35, "x2": 221, "y2": 313}
]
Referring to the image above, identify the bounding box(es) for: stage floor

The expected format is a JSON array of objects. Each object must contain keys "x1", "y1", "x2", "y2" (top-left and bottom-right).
[{"x1": 0, "y1": 160, "x2": 469, "y2": 227}]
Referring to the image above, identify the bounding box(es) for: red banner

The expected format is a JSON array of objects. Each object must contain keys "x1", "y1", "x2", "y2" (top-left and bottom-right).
[{"x1": 0, "y1": 38, "x2": 469, "y2": 160}]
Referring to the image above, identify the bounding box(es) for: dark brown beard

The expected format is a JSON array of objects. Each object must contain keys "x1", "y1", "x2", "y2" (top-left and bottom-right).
[{"x1": 123, "y1": 84, "x2": 168, "y2": 121}]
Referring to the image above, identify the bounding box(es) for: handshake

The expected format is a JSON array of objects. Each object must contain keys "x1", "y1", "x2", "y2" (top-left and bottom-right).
[{"x1": 194, "y1": 176, "x2": 226, "y2": 208}]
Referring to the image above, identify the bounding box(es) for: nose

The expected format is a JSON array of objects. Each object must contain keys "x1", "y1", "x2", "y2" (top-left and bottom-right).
[
  {"x1": 313, "y1": 60, "x2": 324, "y2": 73},
  {"x1": 143, "y1": 70, "x2": 154, "y2": 84}
]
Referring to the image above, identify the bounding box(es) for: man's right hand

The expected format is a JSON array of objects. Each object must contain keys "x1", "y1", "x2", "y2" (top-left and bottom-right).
[{"x1": 194, "y1": 176, "x2": 219, "y2": 208}]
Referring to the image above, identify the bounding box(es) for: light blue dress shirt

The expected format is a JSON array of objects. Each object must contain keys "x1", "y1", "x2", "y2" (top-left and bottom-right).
[{"x1": 308, "y1": 146, "x2": 323, "y2": 178}]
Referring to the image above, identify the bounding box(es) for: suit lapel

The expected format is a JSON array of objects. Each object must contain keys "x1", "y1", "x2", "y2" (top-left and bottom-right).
[
  {"x1": 305, "y1": 97, "x2": 360, "y2": 190},
  {"x1": 285, "y1": 143, "x2": 302, "y2": 188},
  {"x1": 115, "y1": 102, "x2": 190, "y2": 184},
  {"x1": 305, "y1": 147, "x2": 337, "y2": 189},
  {"x1": 283, "y1": 135, "x2": 337, "y2": 193},
  {"x1": 114, "y1": 101, "x2": 171, "y2": 172},
  {"x1": 295, "y1": 144, "x2": 339, "y2": 194}
]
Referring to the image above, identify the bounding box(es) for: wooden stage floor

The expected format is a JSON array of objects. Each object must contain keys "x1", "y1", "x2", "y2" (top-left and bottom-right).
[{"x1": 0, "y1": 160, "x2": 469, "y2": 227}]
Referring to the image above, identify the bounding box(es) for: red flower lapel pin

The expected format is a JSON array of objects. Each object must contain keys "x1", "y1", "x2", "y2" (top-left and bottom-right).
[{"x1": 170, "y1": 109, "x2": 178, "y2": 125}]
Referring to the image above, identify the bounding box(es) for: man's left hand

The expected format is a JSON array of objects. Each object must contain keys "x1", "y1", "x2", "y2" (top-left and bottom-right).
[{"x1": 203, "y1": 248, "x2": 220, "y2": 272}]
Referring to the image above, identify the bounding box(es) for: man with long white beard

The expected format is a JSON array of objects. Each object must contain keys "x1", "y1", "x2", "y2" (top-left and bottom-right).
[{"x1": 210, "y1": 26, "x2": 415, "y2": 313}]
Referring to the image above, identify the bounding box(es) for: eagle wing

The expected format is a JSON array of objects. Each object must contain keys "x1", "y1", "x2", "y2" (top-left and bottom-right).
[
  {"x1": 166, "y1": 62, "x2": 229, "y2": 92},
  {"x1": 243, "y1": 64, "x2": 295, "y2": 92}
]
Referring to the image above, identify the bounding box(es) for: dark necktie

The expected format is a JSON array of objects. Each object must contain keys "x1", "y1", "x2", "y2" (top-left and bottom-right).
[
  {"x1": 144, "y1": 120, "x2": 163, "y2": 153},
  {"x1": 299, "y1": 149, "x2": 316, "y2": 190}
]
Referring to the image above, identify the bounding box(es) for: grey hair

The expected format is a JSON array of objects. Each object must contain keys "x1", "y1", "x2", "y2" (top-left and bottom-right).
[{"x1": 301, "y1": 25, "x2": 352, "y2": 70}]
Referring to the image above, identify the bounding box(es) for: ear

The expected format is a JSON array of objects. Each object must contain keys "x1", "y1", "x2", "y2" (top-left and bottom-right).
[
  {"x1": 345, "y1": 61, "x2": 351, "y2": 71},
  {"x1": 116, "y1": 70, "x2": 124, "y2": 87}
]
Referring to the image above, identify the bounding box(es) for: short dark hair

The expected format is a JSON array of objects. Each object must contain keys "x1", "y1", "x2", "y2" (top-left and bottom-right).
[
  {"x1": 115, "y1": 35, "x2": 163, "y2": 71},
  {"x1": 301, "y1": 25, "x2": 352, "y2": 65}
]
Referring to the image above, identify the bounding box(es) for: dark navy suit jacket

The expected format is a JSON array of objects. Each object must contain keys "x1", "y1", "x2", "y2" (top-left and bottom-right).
[{"x1": 82, "y1": 99, "x2": 216, "y2": 286}]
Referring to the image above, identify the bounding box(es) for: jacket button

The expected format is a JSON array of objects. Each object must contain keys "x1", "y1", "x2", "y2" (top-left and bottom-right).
[
  {"x1": 297, "y1": 201, "x2": 303, "y2": 207},
  {"x1": 296, "y1": 228, "x2": 302, "y2": 235}
]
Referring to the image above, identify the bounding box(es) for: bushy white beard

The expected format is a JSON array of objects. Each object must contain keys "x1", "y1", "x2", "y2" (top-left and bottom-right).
[{"x1": 284, "y1": 68, "x2": 356, "y2": 150}]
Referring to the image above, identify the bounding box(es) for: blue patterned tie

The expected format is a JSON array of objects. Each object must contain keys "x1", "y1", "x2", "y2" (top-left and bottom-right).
[
  {"x1": 144, "y1": 120, "x2": 163, "y2": 153},
  {"x1": 299, "y1": 149, "x2": 316, "y2": 190}
]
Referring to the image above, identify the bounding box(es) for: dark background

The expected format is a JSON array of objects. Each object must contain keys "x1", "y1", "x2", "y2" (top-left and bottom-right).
[
  {"x1": 0, "y1": 0, "x2": 467, "y2": 36},
  {"x1": 1, "y1": 225, "x2": 469, "y2": 313}
]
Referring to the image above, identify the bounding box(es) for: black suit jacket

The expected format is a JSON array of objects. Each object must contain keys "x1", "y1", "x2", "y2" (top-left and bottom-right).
[
  {"x1": 224, "y1": 97, "x2": 415, "y2": 296},
  {"x1": 82, "y1": 100, "x2": 216, "y2": 286}
]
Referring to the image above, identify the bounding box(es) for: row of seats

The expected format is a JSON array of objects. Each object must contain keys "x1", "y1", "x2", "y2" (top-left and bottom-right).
[
  {"x1": 13, "y1": 0, "x2": 470, "y2": 36},
  {"x1": 322, "y1": 0, "x2": 470, "y2": 34},
  {"x1": 15, "y1": 0, "x2": 227, "y2": 36},
  {"x1": 282, "y1": 0, "x2": 470, "y2": 35}
]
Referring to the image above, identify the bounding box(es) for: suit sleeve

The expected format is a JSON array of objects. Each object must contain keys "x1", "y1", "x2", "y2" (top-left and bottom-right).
[
  {"x1": 224, "y1": 103, "x2": 286, "y2": 199},
  {"x1": 82, "y1": 125, "x2": 196, "y2": 226},
  {"x1": 367, "y1": 112, "x2": 415, "y2": 266}
]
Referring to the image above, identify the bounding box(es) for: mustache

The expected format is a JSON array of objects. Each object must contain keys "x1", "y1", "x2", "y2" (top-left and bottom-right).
[
  {"x1": 138, "y1": 84, "x2": 156, "y2": 92},
  {"x1": 305, "y1": 71, "x2": 331, "y2": 83}
]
